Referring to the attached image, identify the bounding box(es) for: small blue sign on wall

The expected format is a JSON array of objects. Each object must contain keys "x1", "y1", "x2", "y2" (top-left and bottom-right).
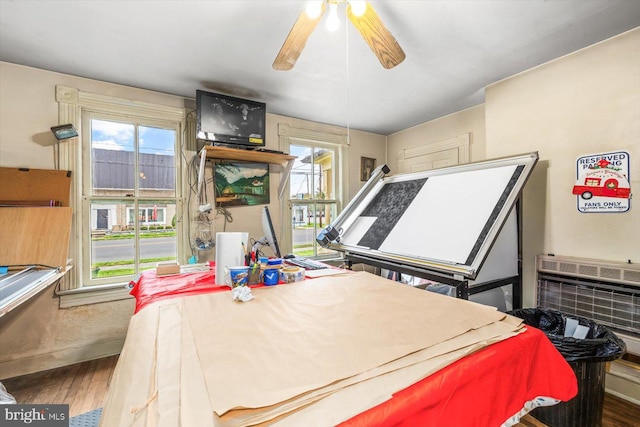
[{"x1": 573, "y1": 150, "x2": 631, "y2": 213}]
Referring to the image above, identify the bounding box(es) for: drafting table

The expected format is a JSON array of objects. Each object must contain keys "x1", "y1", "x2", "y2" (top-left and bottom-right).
[{"x1": 317, "y1": 152, "x2": 539, "y2": 309}]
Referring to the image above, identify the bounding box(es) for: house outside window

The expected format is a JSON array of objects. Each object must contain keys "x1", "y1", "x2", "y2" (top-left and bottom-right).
[{"x1": 84, "y1": 116, "x2": 179, "y2": 283}]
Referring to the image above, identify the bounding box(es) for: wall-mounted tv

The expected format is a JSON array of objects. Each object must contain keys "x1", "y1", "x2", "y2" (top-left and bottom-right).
[{"x1": 196, "y1": 90, "x2": 266, "y2": 148}]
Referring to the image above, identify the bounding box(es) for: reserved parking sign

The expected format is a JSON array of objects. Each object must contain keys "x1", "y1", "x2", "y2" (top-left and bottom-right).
[{"x1": 573, "y1": 151, "x2": 631, "y2": 213}]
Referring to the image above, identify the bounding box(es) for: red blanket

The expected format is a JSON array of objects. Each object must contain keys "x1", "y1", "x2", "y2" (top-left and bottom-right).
[
  {"x1": 340, "y1": 324, "x2": 576, "y2": 426},
  {"x1": 131, "y1": 270, "x2": 230, "y2": 313}
]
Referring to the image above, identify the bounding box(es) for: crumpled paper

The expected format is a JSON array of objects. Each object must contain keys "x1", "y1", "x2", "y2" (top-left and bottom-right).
[{"x1": 231, "y1": 285, "x2": 254, "y2": 302}]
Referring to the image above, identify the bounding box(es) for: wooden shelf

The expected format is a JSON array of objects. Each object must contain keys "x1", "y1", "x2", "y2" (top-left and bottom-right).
[{"x1": 202, "y1": 145, "x2": 296, "y2": 166}]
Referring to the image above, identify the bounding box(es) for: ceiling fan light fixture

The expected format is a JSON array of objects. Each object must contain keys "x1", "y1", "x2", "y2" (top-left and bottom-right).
[
  {"x1": 347, "y1": 0, "x2": 367, "y2": 17},
  {"x1": 326, "y1": 3, "x2": 340, "y2": 31},
  {"x1": 305, "y1": 1, "x2": 324, "y2": 19},
  {"x1": 273, "y1": 0, "x2": 405, "y2": 71}
]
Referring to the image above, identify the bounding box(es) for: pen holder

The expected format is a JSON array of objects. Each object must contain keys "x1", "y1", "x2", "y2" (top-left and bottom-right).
[{"x1": 247, "y1": 263, "x2": 261, "y2": 285}]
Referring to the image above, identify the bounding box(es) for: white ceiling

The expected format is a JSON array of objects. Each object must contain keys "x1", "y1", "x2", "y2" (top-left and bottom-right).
[{"x1": 1, "y1": 1, "x2": 639, "y2": 135}]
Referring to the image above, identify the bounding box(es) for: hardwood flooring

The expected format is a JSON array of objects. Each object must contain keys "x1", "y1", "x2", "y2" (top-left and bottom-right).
[
  {"x1": 2, "y1": 355, "x2": 118, "y2": 417},
  {"x1": 2, "y1": 355, "x2": 639, "y2": 425},
  {"x1": 602, "y1": 393, "x2": 640, "y2": 427}
]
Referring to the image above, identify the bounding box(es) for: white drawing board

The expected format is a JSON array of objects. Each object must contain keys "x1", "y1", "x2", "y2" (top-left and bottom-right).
[{"x1": 332, "y1": 152, "x2": 538, "y2": 278}]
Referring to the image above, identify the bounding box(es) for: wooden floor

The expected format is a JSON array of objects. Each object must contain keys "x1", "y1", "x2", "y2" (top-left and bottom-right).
[
  {"x1": 2, "y1": 355, "x2": 640, "y2": 425},
  {"x1": 2, "y1": 355, "x2": 119, "y2": 417}
]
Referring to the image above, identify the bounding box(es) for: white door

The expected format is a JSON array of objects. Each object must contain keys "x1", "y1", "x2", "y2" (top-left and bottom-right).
[{"x1": 396, "y1": 133, "x2": 470, "y2": 174}]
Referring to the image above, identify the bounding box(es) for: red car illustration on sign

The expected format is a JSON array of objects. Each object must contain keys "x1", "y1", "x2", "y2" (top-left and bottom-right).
[{"x1": 572, "y1": 168, "x2": 631, "y2": 200}]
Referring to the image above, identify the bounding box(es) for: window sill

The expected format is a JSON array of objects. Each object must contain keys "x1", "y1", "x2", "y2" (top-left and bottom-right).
[{"x1": 58, "y1": 283, "x2": 133, "y2": 308}]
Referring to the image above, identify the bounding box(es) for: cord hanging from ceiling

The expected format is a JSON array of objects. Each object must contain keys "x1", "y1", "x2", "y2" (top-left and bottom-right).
[{"x1": 345, "y1": 4, "x2": 351, "y2": 145}]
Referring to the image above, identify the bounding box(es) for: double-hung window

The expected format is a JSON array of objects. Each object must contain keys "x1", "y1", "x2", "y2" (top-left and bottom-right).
[
  {"x1": 82, "y1": 114, "x2": 181, "y2": 285},
  {"x1": 278, "y1": 125, "x2": 348, "y2": 259},
  {"x1": 54, "y1": 86, "x2": 186, "y2": 303}
]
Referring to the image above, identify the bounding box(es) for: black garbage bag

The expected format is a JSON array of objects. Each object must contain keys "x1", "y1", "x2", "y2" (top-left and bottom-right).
[{"x1": 508, "y1": 308, "x2": 626, "y2": 363}]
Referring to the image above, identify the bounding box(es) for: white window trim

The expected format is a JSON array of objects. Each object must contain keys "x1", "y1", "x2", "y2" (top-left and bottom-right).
[
  {"x1": 278, "y1": 123, "x2": 349, "y2": 256},
  {"x1": 55, "y1": 85, "x2": 190, "y2": 307}
]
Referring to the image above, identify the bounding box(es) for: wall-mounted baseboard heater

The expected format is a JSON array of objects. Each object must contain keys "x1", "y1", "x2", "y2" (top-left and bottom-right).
[{"x1": 537, "y1": 254, "x2": 640, "y2": 338}]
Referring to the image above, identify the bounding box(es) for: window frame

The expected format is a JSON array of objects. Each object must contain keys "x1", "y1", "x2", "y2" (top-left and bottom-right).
[
  {"x1": 81, "y1": 112, "x2": 181, "y2": 286},
  {"x1": 278, "y1": 123, "x2": 348, "y2": 258},
  {"x1": 54, "y1": 86, "x2": 189, "y2": 303}
]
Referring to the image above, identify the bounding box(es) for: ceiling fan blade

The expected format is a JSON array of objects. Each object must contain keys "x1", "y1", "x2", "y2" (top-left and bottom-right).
[
  {"x1": 347, "y1": 1, "x2": 405, "y2": 69},
  {"x1": 273, "y1": 3, "x2": 326, "y2": 71}
]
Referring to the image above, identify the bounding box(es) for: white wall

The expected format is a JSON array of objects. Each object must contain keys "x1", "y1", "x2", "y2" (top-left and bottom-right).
[
  {"x1": 0, "y1": 63, "x2": 191, "y2": 169},
  {"x1": 485, "y1": 28, "x2": 640, "y2": 307}
]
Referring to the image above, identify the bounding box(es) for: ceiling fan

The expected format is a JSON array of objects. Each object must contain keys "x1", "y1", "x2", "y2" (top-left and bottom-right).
[{"x1": 273, "y1": 0, "x2": 405, "y2": 71}]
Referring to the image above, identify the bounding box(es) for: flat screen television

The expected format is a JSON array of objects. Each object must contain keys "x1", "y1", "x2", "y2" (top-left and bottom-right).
[{"x1": 196, "y1": 90, "x2": 266, "y2": 148}]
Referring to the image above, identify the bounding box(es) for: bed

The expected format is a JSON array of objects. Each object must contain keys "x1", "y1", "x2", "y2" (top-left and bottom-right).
[{"x1": 100, "y1": 268, "x2": 577, "y2": 426}]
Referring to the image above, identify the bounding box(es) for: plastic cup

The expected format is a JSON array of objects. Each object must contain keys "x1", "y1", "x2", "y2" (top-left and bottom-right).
[
  {"x1": 229, "y1": 266, "x2": 249, "y2": 287},
  {"x1": 263, "y1": 268, "x2": 279, "y2": 286}
]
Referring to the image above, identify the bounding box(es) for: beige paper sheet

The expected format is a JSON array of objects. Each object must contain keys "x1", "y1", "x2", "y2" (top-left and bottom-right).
[
  {"x1": 184, "y1": 272, "x2": 509, "y2": 414},
  {"x1": 100, "y1": 272, "x2": 523, "y2": 427},
  {"x1": 100, "y1": 300, "x2": 160, "y2": 427},
  {"x1": 218, "y1": 320, "x2": 523, "y2": 426},
  {"x1": 268, "y1": 327, "x2": 524, "y2": 427}
]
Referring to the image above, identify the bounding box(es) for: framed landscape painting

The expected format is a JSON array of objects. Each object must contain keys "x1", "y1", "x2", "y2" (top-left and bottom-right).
[{"x1": 214, "y1": 162, "x2": 270, "y2": 206}]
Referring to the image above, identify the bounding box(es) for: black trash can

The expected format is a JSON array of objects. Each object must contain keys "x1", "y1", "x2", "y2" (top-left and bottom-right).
[{"x1": 508, "y1": 308, "x2": 626, "y2": 427}]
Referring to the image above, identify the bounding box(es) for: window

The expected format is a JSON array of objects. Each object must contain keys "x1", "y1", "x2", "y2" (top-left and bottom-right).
[
  {"x1": 278, "y1": 124, "x2": 348, "y2": 259},
  {"x1": 55, "y1": 86, "x2": 187, "y2": 303},
  {"x1": 83, "y1": 116, "x2": 180, "y2": 284},
  {"x1": 126, "y1": 207, "x2": 167, "y2": 225}
]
